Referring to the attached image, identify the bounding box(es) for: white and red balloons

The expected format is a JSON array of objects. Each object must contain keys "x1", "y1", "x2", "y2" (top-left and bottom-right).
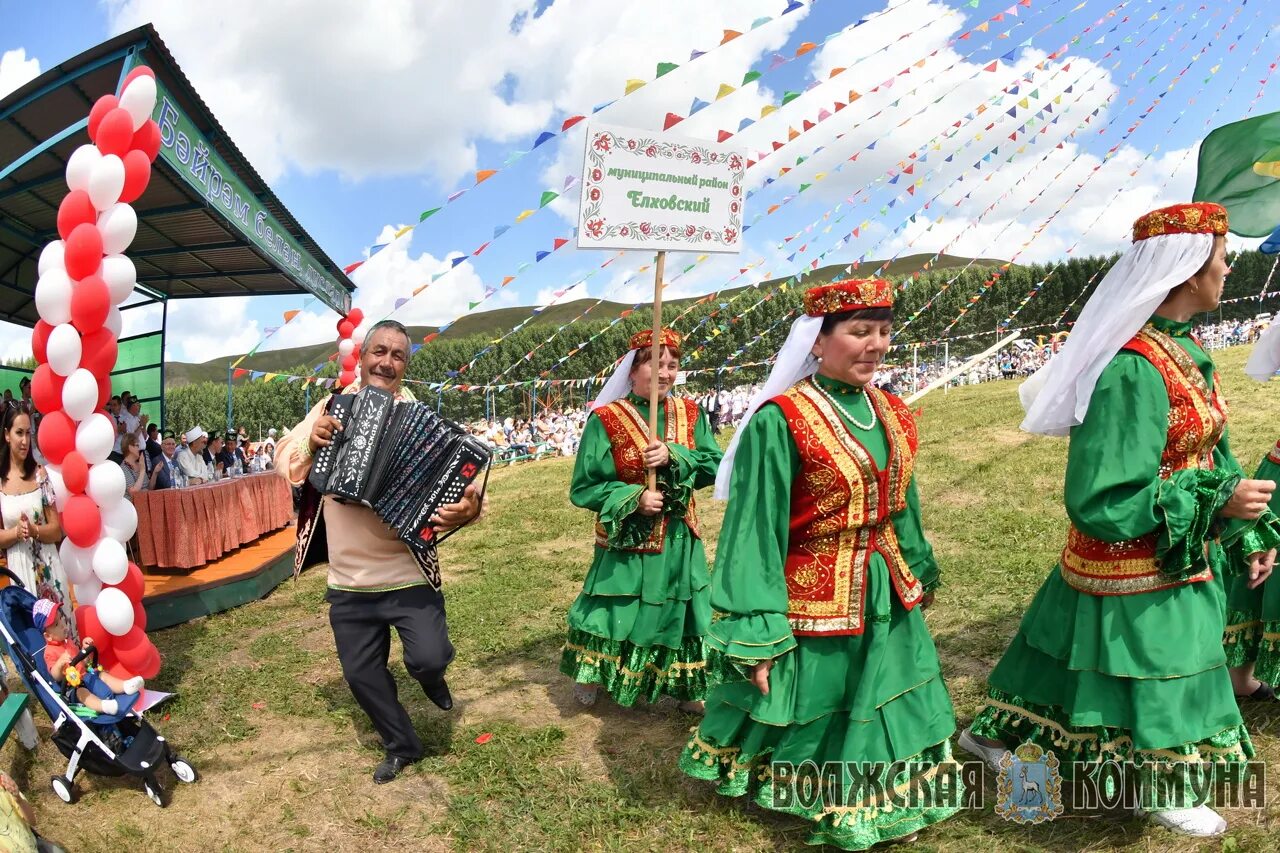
[{"x1": 35, "y1": 65, "x2": 160, "y2": 687}]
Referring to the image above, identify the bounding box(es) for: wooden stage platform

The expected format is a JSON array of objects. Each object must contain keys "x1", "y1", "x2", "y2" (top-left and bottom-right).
[{"x1": 142, "y1": 526, "x2": 297, "y2": 631}]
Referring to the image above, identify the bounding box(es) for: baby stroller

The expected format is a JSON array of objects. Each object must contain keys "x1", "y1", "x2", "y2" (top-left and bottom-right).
[{"x1": 0, "y1": 568, "x2": 197, "y2": 807}]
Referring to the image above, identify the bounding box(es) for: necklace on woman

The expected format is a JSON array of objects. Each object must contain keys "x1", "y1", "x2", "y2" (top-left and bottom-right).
[{"x1": 812, "y1": 377, "x2": 878, "y2": 431}]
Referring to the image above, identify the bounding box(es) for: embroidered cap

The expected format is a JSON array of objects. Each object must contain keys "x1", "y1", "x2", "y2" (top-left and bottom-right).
[
  {"x1": 629, "y1": 327, "x2": 683, "y2": 352},
  {"x1": 1132, "y1": 202, "x2": 1228, "y2": 243},
  {"x1": 803, "y1": 278, "x2": 895, "y2": 317},
  {"x1": 32, "y1": 598, "x2": 59, "y2": 632}
]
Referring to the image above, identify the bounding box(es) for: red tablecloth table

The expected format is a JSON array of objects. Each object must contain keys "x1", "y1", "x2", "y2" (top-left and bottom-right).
[{"x1": 133, "y1": 472, "x2": 294, "y2": 570}]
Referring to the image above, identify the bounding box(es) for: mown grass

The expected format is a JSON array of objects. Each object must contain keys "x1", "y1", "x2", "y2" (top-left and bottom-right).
[{"x1": 9, "y1": 345, "x2": 1280, "y2": 851}]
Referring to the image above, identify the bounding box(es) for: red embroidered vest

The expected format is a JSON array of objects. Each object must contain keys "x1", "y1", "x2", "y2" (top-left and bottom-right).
[
  {"x1": 593, "y1": 396, "x2": 701, "y2": 553},
  {"x1": 771, "y1": 378, "x2": 923, "y2": 636},
  {"x1": 1060, "y1": 326, "x2": 1227, "y2": 596}
]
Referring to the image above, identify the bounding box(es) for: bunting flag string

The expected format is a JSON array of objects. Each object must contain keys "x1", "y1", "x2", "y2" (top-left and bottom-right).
[
  {"x1": 886, "y1": 2, "x2": 1209, "y2": 340},
  {"x1": 1003, "y1": 28, "x2": 1277, "y2": 329},
  {"x1": 931, "y1": 1, "x2": 1252, "y2": 337},
  {"x1": 506, "y1": 0, "x2": 1089, "y2": 382}
]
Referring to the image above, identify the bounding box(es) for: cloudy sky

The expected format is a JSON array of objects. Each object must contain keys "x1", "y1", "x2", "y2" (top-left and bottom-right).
[{"x1": 1, "y1": 0, "x2": 1273, "y2": 369}]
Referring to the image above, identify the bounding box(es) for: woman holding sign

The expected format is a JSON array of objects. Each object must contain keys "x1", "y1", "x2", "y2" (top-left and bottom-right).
[
  {"x1": 559, "y1": 328, "x2": 722, "y2": 710},
  {"x1": 679, "y1": 280, "x2": 961, "y2": 850}
]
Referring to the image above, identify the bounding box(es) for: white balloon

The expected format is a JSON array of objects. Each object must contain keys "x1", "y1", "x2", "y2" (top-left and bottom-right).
[
  {"x1": 76, "y1": 414, "x2": 116, "y2": 464},
  {"x1": 100, "y1": 254, "x2": 137, "y2": 305},
  {"x1": 90, "y1": 538, "x2": 129, "y2": 585},
  {"x1": 61, "y1": 369, "x2": 99, "y2": 421},
  {"x1": 97, "y1": 203, "x2": 137, "y2": 255},
  {"x1": 38, "y1": 240, "x2": 66, "y2": 277},
  {"x1": 46, "y1": 323, "x2": 83, "y2": 377},
  {"x1": 35, "y1": 268, "x2": 73, "y2": 326},
  {"x1": 119, "y1": 75, "x2": 157, "y2": 131},
  {"x1": 73, "y1": 577, "x2": 103, "y2": 608},
  {"x1": 96, "y1": 586, "x2": 135, "y2": 636},
  {"x1": 87, "y1": 154, "x2": 125, "y2": 211},
  {"x1": 105, "y1": 306, "x2": 123, "y2": 337},
  {"x1": 338, "y1": 338, "x2": 355, "y2": 357},
  {"x1": 60, "y1": 540, "x2": 93, "y2": 585},
  {"x1": 66, "y1": 144, "x2": 102, "y2": 194},
  {"x1": 45, "y1": 466, "x2": 67, "y2": 512},
  {"x1": 102, "y1": 499, "x2": 138, "y2": 541},
  {"x1": 87, "y1": 461, "x2": 126, "y2": 510}
]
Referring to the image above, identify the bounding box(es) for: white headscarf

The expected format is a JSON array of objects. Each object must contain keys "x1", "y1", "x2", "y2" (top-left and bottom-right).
[
  {"x1": 714, "y1": 314, "x2": 823, "y2": 499},
  {"x1": 1019, "y1": 232, "x2": 1215, "y2": 436},
  {"x1": 590, "y1": 350, "x2": 639, "y2": 410},
  {"x1": 1245, "y1": 317, "x2": 1280, "y2": 381}
]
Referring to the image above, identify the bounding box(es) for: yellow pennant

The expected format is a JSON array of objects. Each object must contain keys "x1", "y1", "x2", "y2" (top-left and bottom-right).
[
  {"x1": 624, "y1": 79, "x2": 645, "y2": 95},
  {"x1": 716, "y1": 83, "x2": 736, "y2": 100},
  {"x1": 515, "y1": 210, "x2": 535, "y2": 223}
]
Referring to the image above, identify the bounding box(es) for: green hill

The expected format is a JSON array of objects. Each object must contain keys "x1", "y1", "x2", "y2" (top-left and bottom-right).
[{"x1": 165, "y1": 253, "x2": 1006, "y2": 387}]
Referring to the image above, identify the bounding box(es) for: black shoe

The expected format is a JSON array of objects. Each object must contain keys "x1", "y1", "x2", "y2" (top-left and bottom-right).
[
  {"x1": 424, "y1": 678, "x2": 453, "y2": 711},
  {"x1": 373, "y1": 754, "x2": 417, "y2": 784}
]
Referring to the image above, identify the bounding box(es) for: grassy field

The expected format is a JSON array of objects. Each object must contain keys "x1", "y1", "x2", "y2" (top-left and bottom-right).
[{"x1": 11, "y1": 344, "x2": 1280, "y2": 851}]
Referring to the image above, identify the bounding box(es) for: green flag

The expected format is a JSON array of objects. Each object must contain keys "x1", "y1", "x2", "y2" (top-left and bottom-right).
[{"x1": 1192, "y1": 111, "x2": 1280, "y2": 237}]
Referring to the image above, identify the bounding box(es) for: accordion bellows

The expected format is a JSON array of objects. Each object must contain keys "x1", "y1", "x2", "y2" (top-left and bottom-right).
[{"x1": 308, "y1": 386, "x2": 492, "y2": 552}]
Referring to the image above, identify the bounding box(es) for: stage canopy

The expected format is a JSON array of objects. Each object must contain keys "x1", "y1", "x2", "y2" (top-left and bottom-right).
[{"x1": 0, "y1": 24, "x2": 354, "y2": 425}]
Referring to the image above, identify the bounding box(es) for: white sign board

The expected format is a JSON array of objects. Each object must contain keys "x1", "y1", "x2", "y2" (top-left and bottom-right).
[{"x1": 577, "y1": 123, "x2": 746, "y2": 254}]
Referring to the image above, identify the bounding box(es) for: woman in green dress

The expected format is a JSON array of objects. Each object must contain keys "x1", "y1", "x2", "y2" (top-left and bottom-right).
[
  {"x1": 679, "y1": 279, "x2": 962, "y2": 850},
  {"x1": 960, "y1": 203, "x2": 1278, "y2": 837},
  {"x1": 559, "y1": 327, "x2": 722, "y2": 709},
  {"x1": 1227, "y1": 320, "x2": 1280, "y2": 696}
]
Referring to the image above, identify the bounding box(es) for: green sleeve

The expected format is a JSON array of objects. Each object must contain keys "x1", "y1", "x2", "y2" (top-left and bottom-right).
[
  {"x1": 663, "y1": 407, "x2": 724, "y2": 512},
  {"x1": 706, "y1": 404, "x2": 798, "y2": 663},
  {"x1": 568, "y1": 415, "x2": 649, "y2": 549},
  {"x1": 1216, "y1": 433, "x2": 1280, "y2": 571},
  {"x1": 892, "y1": 476, "x2": 940, "y2": 593},
  {"x1": 1064, "y1": 353, "x2": 1239, "y2": 581}
]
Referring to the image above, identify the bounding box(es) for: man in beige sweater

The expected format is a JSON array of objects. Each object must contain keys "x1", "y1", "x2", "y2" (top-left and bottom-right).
[{"x1": 276, "y1": 320, "x2": 482, "y2": 784}]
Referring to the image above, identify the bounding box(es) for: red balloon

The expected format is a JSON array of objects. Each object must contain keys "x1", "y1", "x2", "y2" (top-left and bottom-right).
[
  {"x1": 109, "y1": 562, "x2": 145, "y2": 602},
  {"x1": 87, "y1": 95, "x2": 120, "y2": 143},
  {"x1": 347, "y1": 308, "x2": 364, "y2": 326},
  {"x1": 341, "y1": 354, "x2": 357, "y2": 372},
  {"x1": 57, "y1": 190, "x2": 98, "y2": 242},
  {"x1": 339, "y1": 370, "x2": 356, "y2": 387},
  {"x1": 138, "y1": 644, "x2": 161, "y2": 679},
  {"x1": 96, "y1": 374, "x2": 112, "y2": 409},
  {"x1": 79, "y1": 327, "x2": 118, "y2": 377},
  {"x1": 74, "y1": 605, "x2": 113, "y2": 652},
  {"x1": 62, "y1": 495, "x2": 102, "y2": 548},
  {"x1": 96, "y1": 108, "x2": 135, "y2": 158},
  {"x1": 131, "y1": 598, "x2": 148, "y2": 634},
  {"x1": 130, "y1": 120, "x2": 161, "y2": 162},
  {"x1": 119, "y1": 150, "x2": 151, "y2": 204},
  {"x1": 62, "y1": 451, "x2": 89, "y2": 495},
  {"x1": 121, "y1": 65, "x2": 155, "y2": 88},
  {"x1": 337, "y1": 319, "x2": 354, "y2": 338},
  {"x1": 32, "y1": 320, "x2": 53, "y2": 365},
  {"x1": 37, "y1": 410, "x2": 75, "y2": 465},
  {"x1": 70, "y1": 275, "x2": 111, "y2": 334},
  {"x1": 30, "y1": 364, "x2": 65, "y2": 415},
  {"x1": 116, "y1": 640, "x2": 151, "y2": 675},
  {"x1": 64, "y1": 223, "x2": 103, "y2": 281}
]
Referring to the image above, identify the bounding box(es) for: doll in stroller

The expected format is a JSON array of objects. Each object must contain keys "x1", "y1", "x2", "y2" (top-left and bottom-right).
[{"x1": 0, "y1": 568, "x2": 197, "y2": 806}]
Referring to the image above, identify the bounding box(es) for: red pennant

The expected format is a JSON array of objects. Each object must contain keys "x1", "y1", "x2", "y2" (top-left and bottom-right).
[
  {"x1": 803, "y1": 120, "x2": 815, "y2": 131},
  {"x1": 717, "y1": 130, "x2": 733, "y2": 142},
  {"x1": 984, "y1": 61, "x2": 997, "y2": 72},
  {"x1": 663, "y1": 112, "x2": 683, "y2": 130},
  {"x1": 833, "y1": 101, "x2": 846, "y2": 112},
  {"x1": 772, "y1": 141, "x2": 783, "y2": 151},
  {"x1": 561, "y1": 115, "x2": 585, "y2": 131},
  {"x1": 553, "y1": 238, "x2": 568, "y2": 250}
]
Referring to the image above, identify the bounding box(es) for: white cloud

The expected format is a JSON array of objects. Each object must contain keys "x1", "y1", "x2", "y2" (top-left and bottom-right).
[
  {"x1": 0, "y1": 48, "x2": 40, "y2": 100},
  {"x1": 103, "y1": 0, "x2": 807, "y2": 186}
]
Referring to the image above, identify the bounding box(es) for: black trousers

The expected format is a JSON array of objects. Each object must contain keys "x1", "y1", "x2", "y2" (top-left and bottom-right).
[{"x1": 326, "y1": 584, "x2": 455, "y2": 759}]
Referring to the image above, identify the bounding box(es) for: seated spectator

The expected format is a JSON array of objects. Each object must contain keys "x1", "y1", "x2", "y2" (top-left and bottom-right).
[
  {"x1": 149, "y1": 433, "x2": 181, "y2": 490},
  {"x1": 207, "y1": 434, "x2": 227, "y2": 479},
  {"x1": 145, "y1": 423, "x2": 162, "y2": 471},
  {"x1": 174, "y1": 426, "x2": 209, "y2": 485},
  {"x1": 118, "y1": 434, "x2": 146, "y2": 498}
]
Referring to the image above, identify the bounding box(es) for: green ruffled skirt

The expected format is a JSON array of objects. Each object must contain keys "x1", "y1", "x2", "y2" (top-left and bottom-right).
[
  {"x1": 970, "y1": 563, "x2": 1253, "y2": 809},
  {"x1": 679, "y1": 559, "x2": 961, "y2": 850},
  {"x1": 1222, "y1": 455, "x2": 1280, "y2": 683},
  {"x1": 560, "y1": 520, "x2": 711, "y2": 705}
]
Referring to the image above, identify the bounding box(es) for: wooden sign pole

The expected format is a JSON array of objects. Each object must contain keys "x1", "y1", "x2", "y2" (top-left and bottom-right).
[{"x1": 647, "y1": 250, "x2": 666, "y2": 491}]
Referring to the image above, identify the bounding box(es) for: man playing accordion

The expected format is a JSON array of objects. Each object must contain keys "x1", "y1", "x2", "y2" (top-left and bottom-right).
[{"x1": 275, "y1": 319, "x2": 483, "y2": 784}]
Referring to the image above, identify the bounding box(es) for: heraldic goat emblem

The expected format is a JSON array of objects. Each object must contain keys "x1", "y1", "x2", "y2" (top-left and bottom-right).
[{"x1": 995, "y1": 743, "x2": 1065, "y2": 824}]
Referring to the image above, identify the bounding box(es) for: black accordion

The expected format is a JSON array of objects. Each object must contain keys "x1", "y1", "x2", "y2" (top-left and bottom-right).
[{"x1": 308, "y1": 386, "x2": 491, "y2": 552}]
